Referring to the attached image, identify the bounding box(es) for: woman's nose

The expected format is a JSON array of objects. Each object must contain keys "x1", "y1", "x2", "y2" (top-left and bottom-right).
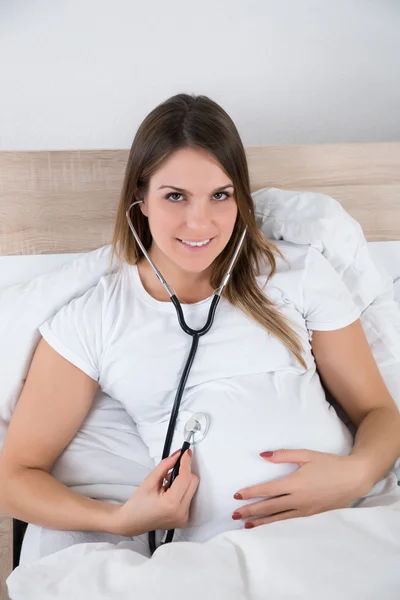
[{"x1": 185, "y1": 201, "x2": 212, "y2": 230}]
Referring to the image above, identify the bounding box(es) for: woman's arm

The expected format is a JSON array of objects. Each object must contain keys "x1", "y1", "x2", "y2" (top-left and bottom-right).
[
  {"x1": 0, "y1": 338, "x2": 200, "y2": 538},
  {"x1": 311, "y1": 318, "x2": 400, "y2": 487},
  {"x1": 0, "y1": 338, "x2": 120, "y2": 533},
  {"x1": 231, "y1": 319, "x2": 400, "y2": 529}
]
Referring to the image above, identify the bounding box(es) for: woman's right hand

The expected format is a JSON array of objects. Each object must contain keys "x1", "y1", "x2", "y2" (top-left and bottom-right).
[{"x1": 110, "y1": 449, "x2": 199, "y2": 537}]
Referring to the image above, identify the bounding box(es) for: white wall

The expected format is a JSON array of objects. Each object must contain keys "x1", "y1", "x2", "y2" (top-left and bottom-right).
[{"x1": 0, "y1": 0, "x2": 399, "y2": 150}]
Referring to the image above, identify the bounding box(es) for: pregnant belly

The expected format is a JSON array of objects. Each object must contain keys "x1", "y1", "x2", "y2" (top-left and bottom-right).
[{"x1": 140, "y1": 372, "x2": 354, "y2": 543}]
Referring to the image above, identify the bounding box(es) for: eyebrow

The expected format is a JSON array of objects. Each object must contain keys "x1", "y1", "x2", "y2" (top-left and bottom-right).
[{"x1": 158, "y1": 184, "x2": 234, "y2": 196}]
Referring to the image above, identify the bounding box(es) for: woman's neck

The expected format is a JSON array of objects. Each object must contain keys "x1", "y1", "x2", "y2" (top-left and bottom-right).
[{"x1": 137, "y1": 249, "x2": 214, "y2": 304}]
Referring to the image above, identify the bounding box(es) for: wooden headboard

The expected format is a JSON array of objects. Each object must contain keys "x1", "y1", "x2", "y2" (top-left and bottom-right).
[{"x1": 0, "y1": 142, "x2": 399, "y2": 256}]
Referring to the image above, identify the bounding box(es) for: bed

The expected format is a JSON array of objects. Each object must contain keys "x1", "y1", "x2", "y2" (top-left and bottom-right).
[{"x1": 0, "y1": 142, "x2": 400, "y2": 599}]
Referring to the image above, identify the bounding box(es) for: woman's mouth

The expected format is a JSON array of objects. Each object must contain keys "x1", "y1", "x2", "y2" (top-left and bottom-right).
[{"x1": 177, "y1": 237, "x2": 214, "y2": 251}]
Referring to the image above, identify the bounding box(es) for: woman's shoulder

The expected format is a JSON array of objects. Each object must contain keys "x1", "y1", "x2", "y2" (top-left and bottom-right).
[
  {"x1": 254, "y1": 241, "x2": 308, "y2": 309},
  {"x1": 259, "y1": 241, "x2": 360, "y2": 330},
  {"x1": 90, "y1": 261, "x2": 134, "y2": 295}
]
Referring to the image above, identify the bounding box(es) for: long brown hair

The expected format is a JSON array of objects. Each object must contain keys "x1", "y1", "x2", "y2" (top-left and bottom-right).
[{"x1": 111, "y1": 93, "x2": 307, "y2": 370}]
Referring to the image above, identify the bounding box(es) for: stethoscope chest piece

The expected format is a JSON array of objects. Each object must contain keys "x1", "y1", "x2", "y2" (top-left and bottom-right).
[{"x1": 184, "y1": 412, "x2": 210, "y2": 444}]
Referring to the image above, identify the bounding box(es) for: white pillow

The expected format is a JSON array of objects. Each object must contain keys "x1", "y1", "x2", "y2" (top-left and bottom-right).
[
  {"x1": 367, "y1": 241, "x2": 400, "y2": 299},
  {"x1": 253, "y1": 188, "x2": 392, "y2": 309},
  {"x1": 0, "y1": 245, "x2": 116, "y2": 444},
  {"x1": 0, "y1": 253, "x2": 84, "y2": 289}
]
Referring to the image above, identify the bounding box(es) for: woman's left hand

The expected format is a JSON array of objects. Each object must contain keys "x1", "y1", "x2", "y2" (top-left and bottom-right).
[{"x1": 232, "y1": 449, "x2": 373, "y2": 529}]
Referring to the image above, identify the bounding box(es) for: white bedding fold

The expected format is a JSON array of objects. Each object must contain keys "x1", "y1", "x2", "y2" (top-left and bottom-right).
[{"x1": 7, "y1": 488, "x2": 400, "y2": 600}]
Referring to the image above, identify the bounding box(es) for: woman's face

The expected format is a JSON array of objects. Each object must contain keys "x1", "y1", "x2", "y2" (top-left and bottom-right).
[{"x1": 140, "y1": 147, "x2": 238, "y2": 275}]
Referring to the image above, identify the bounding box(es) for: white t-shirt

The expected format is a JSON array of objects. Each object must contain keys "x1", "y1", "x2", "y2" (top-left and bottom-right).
[{"x1": 39, "y1": 241, "x2": 362, "y2": 542}]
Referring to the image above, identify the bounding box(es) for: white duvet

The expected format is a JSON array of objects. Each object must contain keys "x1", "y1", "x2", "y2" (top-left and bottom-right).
[{"x1": 7, "y1": 488, "x2": 400, "y2": 600}]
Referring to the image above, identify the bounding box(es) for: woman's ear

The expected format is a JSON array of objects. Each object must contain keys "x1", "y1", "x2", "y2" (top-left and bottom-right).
[{"x1": 139, "y1": 199, "x2": 148, "y2": 217}]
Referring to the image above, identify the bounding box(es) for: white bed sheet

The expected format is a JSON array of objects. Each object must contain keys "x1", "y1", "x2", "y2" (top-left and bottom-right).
[{"x1": 8, "y1": 486, "x2": 400, "y2": 600}]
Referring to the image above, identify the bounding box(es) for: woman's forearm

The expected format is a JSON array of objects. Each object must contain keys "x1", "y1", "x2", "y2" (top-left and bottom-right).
[
  {"x1": 0, "y1": 465, "x2": 122, "y2": 534},
  {"x1": 350, "y1": 406, "x2": 400, "y2": 488}
]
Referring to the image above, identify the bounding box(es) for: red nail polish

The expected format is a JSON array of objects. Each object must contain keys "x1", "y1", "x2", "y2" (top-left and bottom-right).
[
  {"x1": 260, "y1": 451, "x2": 274, "y2": 458},
  {"x1": 245, "y1": 522, "x2": 255, "y2": 529},
  {"x1": 234, "y1": 493, "x2": 242, "y2": 500},
  {"x1": 232, "y1": 512, "x2": 242, "y2": 520}
]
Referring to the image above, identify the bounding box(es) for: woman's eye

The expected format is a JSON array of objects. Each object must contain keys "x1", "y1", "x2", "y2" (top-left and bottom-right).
[
  {"x1": 213, "y1": 192, "x2": 230, "y2": 201},
  {"x1": 166, "y1": 193, "x2": 183, "y2": 202}
]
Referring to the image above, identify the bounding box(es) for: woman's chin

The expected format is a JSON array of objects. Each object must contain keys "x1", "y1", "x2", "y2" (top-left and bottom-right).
[{"x1": 170, "y1": 240, "x2": 219, "y2": 273}]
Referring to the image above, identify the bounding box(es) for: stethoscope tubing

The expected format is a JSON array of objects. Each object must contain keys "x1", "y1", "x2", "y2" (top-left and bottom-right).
[
  {"x1": 125, "y1": 200, "x2": 246, "y2": 556},
  {"x1": 148, "y1": 296, "x2": 219, "y2": 554}
]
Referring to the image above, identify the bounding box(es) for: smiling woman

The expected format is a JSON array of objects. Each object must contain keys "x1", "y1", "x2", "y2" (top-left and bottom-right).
[
  {"x1": 1, "y1": 94, "x2": 400, "y2": 570},
  {"x1": 111, "y1": 95, "x2": 309, "y2": 366}
]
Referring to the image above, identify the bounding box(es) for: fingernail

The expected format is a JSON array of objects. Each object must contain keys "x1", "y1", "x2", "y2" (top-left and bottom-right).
[
  {"x1": 234, "y1": 493, "x2": 242, "y2": 500},
  {"x1": 171, "y1": 449, "x2": 180, "y2": 457},
  {"x1": 187, "y1": 448, "x2": 192, "y2": 457},
  {"x1": 260, "y1": 451, "x2": 274, "y2": 458},
  {"x1": 232, "y1": 512, "x2": 242, "y2": 520},
  {"x1": 245, "y1": 522, "x2": 255, "y2": 529}
]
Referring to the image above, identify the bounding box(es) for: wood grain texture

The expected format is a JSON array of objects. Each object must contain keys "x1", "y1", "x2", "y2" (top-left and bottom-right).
[
  {"x1": 0, "y1": 514, "x2": 11, "y2": 600},
  {"x1": 0, "y1": 143, "x2": 399, "y2": 255}
]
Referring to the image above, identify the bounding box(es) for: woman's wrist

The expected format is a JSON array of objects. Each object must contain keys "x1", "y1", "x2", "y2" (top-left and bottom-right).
[
  {"x1": 102, "y1": 501, "x2": 146, "y2": 537},
  {"x1": 349, "y1": 407, "x2": 400, "y2": 492},
  {"x1": 97, "y1": 501, "x2": 126, "y2": 535},
  {"x1": 345, "y1": 453, "x2": 377, "y2": 497}
]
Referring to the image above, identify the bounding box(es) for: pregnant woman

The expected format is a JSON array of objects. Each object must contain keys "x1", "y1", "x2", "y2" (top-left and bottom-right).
[{"x1": 1, "y1": 93, "x2": 399, "y2": 562}]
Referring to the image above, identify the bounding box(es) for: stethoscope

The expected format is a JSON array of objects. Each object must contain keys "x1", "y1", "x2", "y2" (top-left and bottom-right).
[{"x1": 126, "y1": 199, "x2": 247, "y2": 555}]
